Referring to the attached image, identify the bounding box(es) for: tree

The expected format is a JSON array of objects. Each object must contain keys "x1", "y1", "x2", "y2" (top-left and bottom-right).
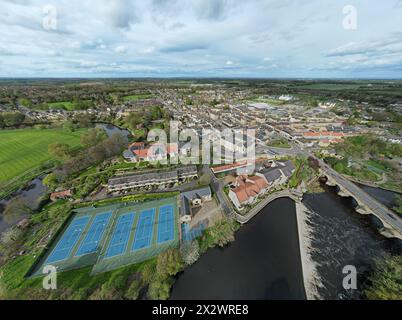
[
  {"x1": 124, "y1": 279, "x2": 142, "y2": 300},
  {"x1": 125, "y1": 112, "x2": 143, "y2": 130},
  {"x1": 73, "y1": 113, "x2": 92, "y2": 128},
  {"x1": 2, "y1": 112, "x2": 25, "y2": 127},
  {"x1": 365, "y1": 255, "x2": 402, "y2": 300},
  {"x1": 43, "y1": 173, "x2": 58, "y2": 190},
  {"x1": 141, "y1": 263, "x2": 156, "y2": 284},
  {"x1": 48, "y1": 142, "x2": 72, "y2": 160},
  {"x1": 1, "y1": 227, "x2": 23, "y2": 245},
  {"x1": 63, "y1": 120, "x2": 75, "y2": 132},
  {"x1": 3, "y1": 197, "x2": 31, "y2": 223},
  {"x1": 80, "y1": 128, "x2": 107, "y2": 147},
  {"x1": 156, "y1": 248, "x2": 184, "y2": 280},
  {"x1": 204, "y1": 218, "x2": 237, "y2": 249},
  {"x1": 180, "y1": 241, "x2": 200, "y2": 266},
  {"x1": 147, "y1": 278, "x2": 173, "y2": 300}
]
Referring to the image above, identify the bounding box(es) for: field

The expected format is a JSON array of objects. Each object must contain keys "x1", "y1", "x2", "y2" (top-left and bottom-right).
[
  {"x1": 0, "y1": 128, "x2": 83, "y2": 182},
  {"x1": 47, "y1": 101, "x2": 74, "y2": 110}
]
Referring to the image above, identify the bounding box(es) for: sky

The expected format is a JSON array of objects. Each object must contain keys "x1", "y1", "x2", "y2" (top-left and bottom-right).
[{"x1": 0, "y1": 0, "x2": 402, "y2": 78}]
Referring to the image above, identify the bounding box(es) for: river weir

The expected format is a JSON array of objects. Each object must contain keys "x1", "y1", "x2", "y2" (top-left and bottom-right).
[
  {"x1": 171, "y1": 198, "x2": 306, "y2": 300},
  {"x1": 171, "y1": 183, "x2": 401, "y2": 300}
]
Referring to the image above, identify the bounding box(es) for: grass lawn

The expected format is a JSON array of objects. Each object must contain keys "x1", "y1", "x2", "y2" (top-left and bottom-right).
[
  {"x1": 47, "y1": 101, "x2": 74, "y2": 110},
  {"x1": 266, "y1": 138, "x2": 291, "y2": 149},
  {"x1": 0, "y1": 128, "x2": 84, "y2": 182}
]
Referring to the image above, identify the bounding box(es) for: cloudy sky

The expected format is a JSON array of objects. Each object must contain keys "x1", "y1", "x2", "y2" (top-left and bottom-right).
[{"x1": 1, "y1": 0, "x2": 402, "y2": 78}]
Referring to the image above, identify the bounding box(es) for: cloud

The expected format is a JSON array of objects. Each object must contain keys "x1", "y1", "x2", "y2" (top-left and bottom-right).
[
  {"x1": 0, "y1": 0, "x2": 401, "y2": 78},
  {"x1": 94, "y1": 0, "x2": 139, "y2": 29},
  {"x1": 194, "y1": 0, "x2": 229, "y2": 21},
  {"x1": 114, "y1": 45, "x2": 127, "y2": 53},
  {"x1": 160, "y1": 42, "x2": 208, "y2": 53}
]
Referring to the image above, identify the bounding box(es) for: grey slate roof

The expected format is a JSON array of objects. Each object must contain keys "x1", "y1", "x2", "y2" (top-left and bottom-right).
[
  {"x1": 260, "y1": 167, "x2": 282, "y2": 183},
  {"x1": 108, "y1": 170, "x2": 178, "y2": 187},
  {"x1": 180, "y1": 186, "x2": 212, "y2": 216}
]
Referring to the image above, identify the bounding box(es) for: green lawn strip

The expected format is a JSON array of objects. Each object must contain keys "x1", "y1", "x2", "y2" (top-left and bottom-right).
[{"x1": 0, "y1": 128, "x2": 84, "y2": 182}]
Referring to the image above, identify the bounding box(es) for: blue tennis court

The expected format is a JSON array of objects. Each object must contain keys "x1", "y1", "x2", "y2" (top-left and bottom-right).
[
  {"x1": 75, "y1": 212, "x2": 112, "y2": 257},
  {"x1": 46, "y1": 216, "x2": 90, "y2": 264},
  {"x1": 105, "y1": 213, "x2": 135, "y2": 258},
  {"x1": 157, "y1": 204, "x2": 175, "y2": 244},
  {"x1": 132, "y1": 208, "x2": 156, "y2": 251}
]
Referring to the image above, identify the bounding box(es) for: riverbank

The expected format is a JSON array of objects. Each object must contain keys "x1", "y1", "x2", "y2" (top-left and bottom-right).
[
  {"x1": 170, "y1": 198, "x2": 306, "y2": 299},
  {"x1": 295, "y1": 201, "x2": 323, "y2": 300}
]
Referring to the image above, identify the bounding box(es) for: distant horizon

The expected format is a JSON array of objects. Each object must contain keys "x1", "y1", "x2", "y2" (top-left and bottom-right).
[{"x1": 1, "y1": 76, "x2": 402, "y2": 81}]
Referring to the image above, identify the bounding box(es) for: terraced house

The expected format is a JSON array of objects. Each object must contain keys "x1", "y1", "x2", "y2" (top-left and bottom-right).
[{"x1": 107, "y1": 166, "x2": 198, "y2": 192}]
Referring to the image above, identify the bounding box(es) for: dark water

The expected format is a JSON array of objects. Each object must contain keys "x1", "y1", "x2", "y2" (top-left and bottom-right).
[
  {"x1": 170, "y1": 198, "x2": 306, "y2": 300},
  {"x1": 358, "y1": 184, "x2": 399, "y2": 211},
  {"x1": 96, "y1": 123, "x2": 130, "y2": 139},
  {"x1": 0, "y1": 177, "x2": 47, "y2": 234},
  {"x1": 303, "y1": 185, "x2": 402, "y2": 300},
  {"x1": 170, "y1": 183, "x2": 402, "y2": 300}
]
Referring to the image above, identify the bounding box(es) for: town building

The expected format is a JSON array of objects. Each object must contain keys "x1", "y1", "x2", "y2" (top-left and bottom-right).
[
  {"x1": 180, "y1": 187, "x2": 212, "y2": 223},
  {"x1": 228, "y1": 175, "x2": 268, "y2": 210},
  {"x1": 107, "y1": 166, "x2": 198, "y2": 192}
]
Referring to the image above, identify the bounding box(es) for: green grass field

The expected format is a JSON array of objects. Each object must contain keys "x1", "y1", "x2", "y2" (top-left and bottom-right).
[
  {"x1": 47, "y1": 101, "x2": 74, "y2": 110},
  {"x1": 0, "y1": 128, "x2": 83, "y2": 182}
]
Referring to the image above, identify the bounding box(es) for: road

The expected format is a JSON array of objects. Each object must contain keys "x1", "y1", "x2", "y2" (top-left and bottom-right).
[
  {"x1": 318, "y1": 159, "x2": 402, "y2": 235},
  {"x1": 203, "y1": 164, "x2": 234, "y2": 217},
  {"x1": 260, "y1": 138, "x2": 402, "y2": 237}
]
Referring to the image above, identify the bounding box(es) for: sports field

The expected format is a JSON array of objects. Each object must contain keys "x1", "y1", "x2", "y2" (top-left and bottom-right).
[
  {"x1": 0, "y1": 128, "x2": 83, "y2": 182},
  {"x1": 31, "y1": 196, "x2": 179, "y2": 276}
]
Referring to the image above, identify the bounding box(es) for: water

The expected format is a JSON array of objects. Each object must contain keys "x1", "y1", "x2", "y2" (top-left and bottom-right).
[
  {"x1": 95, "y1": 123, "x2": 131, "y2": 139},
  {"x1": 358, "y1": 184, "x2": 399, "y2": 211},
  {"x1": 303, "y1": 185, "x2": 402, "y2": 299},
  {"x1": 0, "y1": 177, "x2": 47, "y2": 234},
  {"x1": 170, "y1": 198, "x2": 306, "y2": 300},
  {"x1": 170, "y1": 182, "x2": 401, "y2": 300}
]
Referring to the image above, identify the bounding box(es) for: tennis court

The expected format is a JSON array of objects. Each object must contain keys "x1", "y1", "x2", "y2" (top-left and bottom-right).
[
  {"x1": 157, "y1": 204, "x2": 175, "y2": 244},
  {"x1": 46, "y1": 216, "x2": 90, "y2": 264},
  {"x1": 105, "y1": 212, "x2": 135, "y2": 258},
  {"x1": 75, "y1": 211, "x2": 112, "y2": 257},
  {"x1": 132, "y1": 208, "x2": 156, "y2": 251},
  {"x1": 30, "y1": 196, "x2": 179, "y2": 276}
]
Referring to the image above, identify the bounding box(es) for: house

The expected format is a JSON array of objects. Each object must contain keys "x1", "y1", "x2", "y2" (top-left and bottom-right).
[
  {"x1": 107, "y1": 166, "x2": 198, "y2": 192},
  {"x1": 180, "y1": 187, "x2": 212, "y2": 223},
  {"x1": 256, "y1": 160, "x2": 295, "y2": 187},
  {"x1": 50, "y1": 189, "x2": 72, "y2": 202},
  {"x1": 123, "y1": 143, "x2": 179, "y2": 163},
  {"x1": 228, "y1": 175, "x2": 268, "y2": 210}
]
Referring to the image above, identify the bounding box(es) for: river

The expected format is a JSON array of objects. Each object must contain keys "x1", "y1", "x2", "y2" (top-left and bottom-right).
[
  {"x1": 170, "y1": 184, "x2": 401, "y2": 300},
  {"x1": 0, "y1": 176, "x2": 47, "y2": 234},
  {"x1": 171, "y1": 198, "x2": 306, "y2": 300}
]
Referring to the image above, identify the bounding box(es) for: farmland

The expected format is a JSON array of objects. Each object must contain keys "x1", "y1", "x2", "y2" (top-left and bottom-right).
[{"x1": 0, "y1": 128, "x2": 83, "y2": 183}]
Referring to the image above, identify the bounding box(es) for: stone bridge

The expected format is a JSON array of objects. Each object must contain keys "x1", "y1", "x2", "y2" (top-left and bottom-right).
[{"x1": 320, "y1": 164, "x2": 402, "y2": 241}]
